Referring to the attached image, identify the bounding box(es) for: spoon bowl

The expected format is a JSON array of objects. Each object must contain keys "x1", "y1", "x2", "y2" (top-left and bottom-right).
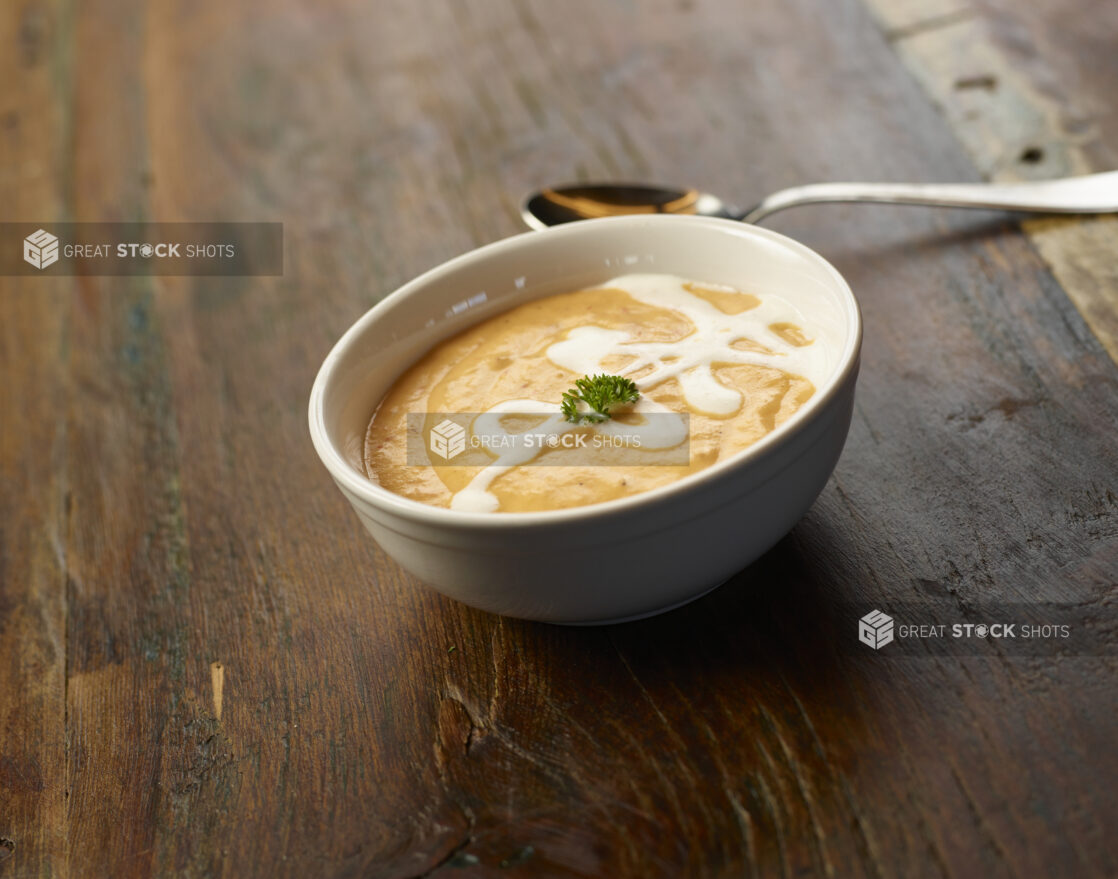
[{"x1": 522, "y1": 183, "x2": 738, "y2": 229}]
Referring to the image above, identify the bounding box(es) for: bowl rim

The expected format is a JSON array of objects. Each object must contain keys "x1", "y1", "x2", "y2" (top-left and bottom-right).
[{"x1": 308, "y1": 214, "x2": 862, "y2": 528}]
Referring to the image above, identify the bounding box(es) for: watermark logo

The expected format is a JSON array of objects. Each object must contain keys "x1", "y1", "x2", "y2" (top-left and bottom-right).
[
  {"x1": 23, "y1": 229, "x2": 59, "y2": 269},
  {"x1": 408, "y1": 411, "x2": 691, "y2": 467},
  {"x1": 429, "y1": 419, "x2": 467, "y2": 461},
  {"x1": 859, "y1": 609, "x2": 894, "y2": 650},
  {"x1": 839, "y1": 602, "x2": 1092, "y2": 656},
  {"x1": 4, "y1": 222, "x2": 283, "y2": 275}
]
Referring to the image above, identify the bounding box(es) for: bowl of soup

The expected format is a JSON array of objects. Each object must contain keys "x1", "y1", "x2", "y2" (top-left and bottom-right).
[{"x1": 308, "y1": 215, "x2": 861, "y2": 623}]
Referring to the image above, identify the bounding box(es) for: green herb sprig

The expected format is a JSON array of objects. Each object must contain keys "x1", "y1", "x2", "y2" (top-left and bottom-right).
[{"x1": 561, "y1": 374, "x2": 640, "y2": 424}]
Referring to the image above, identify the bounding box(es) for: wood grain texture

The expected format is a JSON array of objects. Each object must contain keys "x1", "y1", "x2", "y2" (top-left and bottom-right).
[
  {"x1": 863, "y1": 0, "x2": 1118, "y2": 362},
  {"x1": 1, "y1": 0, "x2": 1116, "y2": 876},
  {"x1": 0, "y1": 0, "x2": 69, "y2": 873}
]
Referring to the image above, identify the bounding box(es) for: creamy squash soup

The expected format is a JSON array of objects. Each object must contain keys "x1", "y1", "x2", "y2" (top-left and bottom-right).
[{"x1": 365, "y1": 274, "x2": 833, "y2": 513}]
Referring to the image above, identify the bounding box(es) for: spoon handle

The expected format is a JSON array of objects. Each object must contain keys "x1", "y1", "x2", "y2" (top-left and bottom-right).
[{"x1": 740, "y1": 171, "x2": 1118, "y2": 224}]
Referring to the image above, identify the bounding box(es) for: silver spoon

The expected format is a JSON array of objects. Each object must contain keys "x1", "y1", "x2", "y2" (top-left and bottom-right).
[{"x1": 520, "y1": 172, "x2": 1118, "y2": 229}]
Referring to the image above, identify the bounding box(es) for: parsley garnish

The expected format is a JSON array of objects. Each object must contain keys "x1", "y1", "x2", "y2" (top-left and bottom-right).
[{"x1": 561, "y1": 374, "x2": 640, "y2": 424}]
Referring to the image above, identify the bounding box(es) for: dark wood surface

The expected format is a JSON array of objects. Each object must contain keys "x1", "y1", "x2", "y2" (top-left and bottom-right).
[{"x1": 2, "y1": 0, "x2": 1116, "y2": 876}]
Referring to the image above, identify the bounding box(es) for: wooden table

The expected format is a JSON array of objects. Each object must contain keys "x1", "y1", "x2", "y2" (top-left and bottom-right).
[{"x1": 3, "y1": 0, "x2": 1116, "y2": 876}]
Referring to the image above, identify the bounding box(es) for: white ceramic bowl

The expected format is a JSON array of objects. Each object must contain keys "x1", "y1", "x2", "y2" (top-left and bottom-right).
[{"x1": 309, "y1": 215, "x2": 861, "y2": 624}]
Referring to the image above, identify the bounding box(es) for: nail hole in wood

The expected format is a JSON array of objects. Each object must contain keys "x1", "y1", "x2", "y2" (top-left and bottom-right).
[{"x1": 955, "y1": 75, "x2": 997, "y2": 91}]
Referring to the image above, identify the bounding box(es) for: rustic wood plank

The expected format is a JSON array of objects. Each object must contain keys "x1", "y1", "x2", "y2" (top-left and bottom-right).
[
  {"x1": 0, "y1": 0, "x2": 1115, "y2": 876},
  {"x1": 60, "y1": 0, "x2": 193, "y2": 860},
  {"x1": 0, "y1": 1, "x2": 70, "y2": 875},
  {"x1": 861, "y1": 0, "x2": 1118, "y2": 363}
]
